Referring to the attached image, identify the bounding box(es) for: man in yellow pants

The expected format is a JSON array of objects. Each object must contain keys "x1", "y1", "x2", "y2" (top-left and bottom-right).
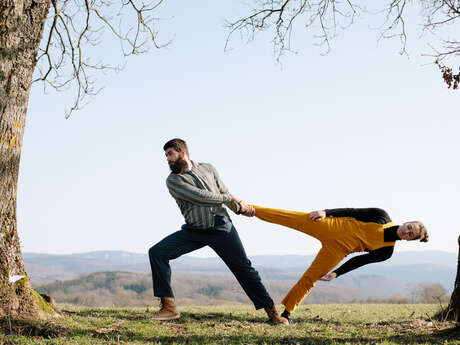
[{"x1": 242, "y1": 205, "x2": 428, "y2": 323}]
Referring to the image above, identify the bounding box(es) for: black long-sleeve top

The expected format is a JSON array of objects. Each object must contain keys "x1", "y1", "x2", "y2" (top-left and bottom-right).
[{"x1": 324, "y1": 208, "x2": 401, "y2": 278}]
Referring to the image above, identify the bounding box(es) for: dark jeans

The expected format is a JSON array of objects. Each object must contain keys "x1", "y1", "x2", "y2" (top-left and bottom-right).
[{"x1": 148, "y1": 223, "x2": 274, "y2": 310}]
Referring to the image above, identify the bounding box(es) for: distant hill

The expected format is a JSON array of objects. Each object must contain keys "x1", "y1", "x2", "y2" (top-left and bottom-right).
[
  {"x1": 34, "y1": 271, "x2": 414, "y2": 307},
  {"x1": 24, "y1": 250, "x2": 457, "y2": 291},
  {"x1": 24, "y1": 251, "x2": 150, "y2": 284}
]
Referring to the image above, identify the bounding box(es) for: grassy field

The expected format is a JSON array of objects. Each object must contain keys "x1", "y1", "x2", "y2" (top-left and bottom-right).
[{"x1": 0, "y1": 304, "x2": 458, "y2": 345}]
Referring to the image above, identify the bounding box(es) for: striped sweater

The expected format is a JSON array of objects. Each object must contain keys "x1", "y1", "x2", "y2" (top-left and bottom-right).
[{"x1": 166, "y1": 161, "x2": 234, "y2": 229}]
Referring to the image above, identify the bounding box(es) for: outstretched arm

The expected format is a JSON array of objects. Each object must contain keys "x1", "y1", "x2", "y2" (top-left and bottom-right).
[
  {"x1": 325, "y1": 208, "x2": 391, "y2": 224},
  {"x1": 320, "y1": 246, "x2": 394, "y2": 281},
  {"x1": 307, "y1": 208, "x2": 391, "y2": 225}
]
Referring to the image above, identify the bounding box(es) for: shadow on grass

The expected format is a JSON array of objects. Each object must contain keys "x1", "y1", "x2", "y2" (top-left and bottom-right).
[
  {"x1": 386, "y1": 326, "x2": 460, "y2": 345},
  {"x1": 63, "y1": 309, "x2": 266, "y2": 323},
  {"x1": 40, "y1": 330, "x2": 460, "y2": 345},
  {"x1": 65, "y1": 309, "x2": 350, "y2": 325},
  {"x1": 0, "y1": 318, "x2": 69, "y2": 338},
  {"x1": 62, "y1": 308, "x2": 148, "y2": 321}
]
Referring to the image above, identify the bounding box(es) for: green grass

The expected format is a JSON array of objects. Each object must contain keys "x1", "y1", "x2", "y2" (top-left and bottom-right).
[{"x1": 1, "y1": 304, "x2": 458, "y2": 344}]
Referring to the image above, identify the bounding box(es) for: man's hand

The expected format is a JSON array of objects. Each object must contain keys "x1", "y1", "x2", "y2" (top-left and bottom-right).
[
  {"x1": 238, "y1": 200, "x2": 255, "y2": 217},
  {"x1": 319, "y1": 272, "x2": 337, "y2": 282},
  {"x1": 241, "y1": 205, "x2": 255, "y2": 217},
  {"x1": 309, "y1": 210, "x2": 326, "y2": 221},
  {"x1": 229, "y1": 195, "x2": 255, "y2": 216}
]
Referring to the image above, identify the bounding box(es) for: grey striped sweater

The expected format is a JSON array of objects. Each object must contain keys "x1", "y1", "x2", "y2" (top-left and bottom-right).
[{"x1": 166, "y1": 161, "x2": 234, "y2": 229}]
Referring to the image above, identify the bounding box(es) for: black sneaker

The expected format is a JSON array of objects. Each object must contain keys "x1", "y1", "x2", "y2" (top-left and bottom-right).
[{"x1": 281, "y1": 310, "x2": 292, "y2": 324}]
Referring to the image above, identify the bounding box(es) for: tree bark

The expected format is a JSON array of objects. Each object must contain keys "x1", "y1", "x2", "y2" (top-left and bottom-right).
[
  {"x1": 438, "y1": 235, "x2": 460, "y2": 322},
  {"x1": 0, "y1": 0, "x2": 52, "y2": 318},
  {"x1": 444, "y1": 235, "x2": 460, "y2": 322}
]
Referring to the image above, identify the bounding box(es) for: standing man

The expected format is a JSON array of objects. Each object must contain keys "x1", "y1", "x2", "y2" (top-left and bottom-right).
[{"x1": 149, "y1": 138, "x2": 287, "y2": 325}]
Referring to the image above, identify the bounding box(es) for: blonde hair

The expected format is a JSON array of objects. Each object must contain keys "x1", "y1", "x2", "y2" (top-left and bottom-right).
[{"x1": 418, "y1": 222, "x2": 429, "y2": 242}]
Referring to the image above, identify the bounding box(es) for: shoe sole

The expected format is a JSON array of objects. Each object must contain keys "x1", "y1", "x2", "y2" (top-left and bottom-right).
[
  {"x1": 271, "y1": 321, "x2": 289, "y2": 325},
  {"x1": 152, "y1": 314, "x2": 181, "y2": 321}
]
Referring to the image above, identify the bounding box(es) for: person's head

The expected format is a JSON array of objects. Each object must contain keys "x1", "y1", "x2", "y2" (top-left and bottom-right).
[
  {"x1": 163, "y1": 138, "x2": 190, "y2": 174},
  {"x1": 397, "y1": 221, "x2": 429, "y2": 242}
]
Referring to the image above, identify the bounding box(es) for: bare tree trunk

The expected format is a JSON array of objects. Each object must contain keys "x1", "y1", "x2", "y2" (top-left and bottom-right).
[
  {"x1": 0, "y1": 0, "x2": 52, "y2": 318},
  {"x1": 438, "y1": 235, "x2": 460, "y2": 322},
  {"x1": 443, "y1": 235, "x2": 460, "y2": 322}
]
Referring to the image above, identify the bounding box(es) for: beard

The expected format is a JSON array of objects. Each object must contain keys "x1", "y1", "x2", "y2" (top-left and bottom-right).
[{"x1": 169, "y1": 156, "x2": 189, "y2": 174}]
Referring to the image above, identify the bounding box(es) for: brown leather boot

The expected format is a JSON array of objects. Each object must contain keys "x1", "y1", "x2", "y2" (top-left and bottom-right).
[
  {"x1": 264, "y1": 305, "x2": 289, "y2": 325},
  {"x1": 152, "y1": 297, "x2": 180, "y2": 320}
]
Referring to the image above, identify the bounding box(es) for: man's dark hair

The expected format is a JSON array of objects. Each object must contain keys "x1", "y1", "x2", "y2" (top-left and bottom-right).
[{"x1": 163, "y1": 138, "x2": 189, "y2": 155}]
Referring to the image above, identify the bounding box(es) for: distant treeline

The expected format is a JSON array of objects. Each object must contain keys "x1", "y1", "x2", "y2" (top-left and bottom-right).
[{"x1": 36, "y1": 271, "x2": 450, "y2": 308}]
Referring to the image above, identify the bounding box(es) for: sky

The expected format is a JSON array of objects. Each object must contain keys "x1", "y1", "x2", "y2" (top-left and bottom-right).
[{"x1": 18, "y1": 1, "x2": 459, "y2": 258}]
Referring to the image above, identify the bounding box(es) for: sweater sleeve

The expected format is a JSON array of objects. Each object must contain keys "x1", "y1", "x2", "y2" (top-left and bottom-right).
[
  {"x1": 166, "y1": 175, "x2": 230, "y2": 205},
  {"x1": 210, "y1": 164, "x2": 236, "y2": 212},
  {"x1": 324, "y1": 208, "x2": 391, "y2": 224},
  {"x1": 332, "y1": 246, "x2": 394, "y2": 277},
  {"x1": 210, "y1": 164, "x2": 229, "y2": 195}
]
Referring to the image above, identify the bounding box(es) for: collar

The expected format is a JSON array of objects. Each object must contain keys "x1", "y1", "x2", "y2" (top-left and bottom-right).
[
  {"x1": 185, "y1": 160, "x2": 193, "y2": 172},
  {"x1": 384, "y1": 225, "x2": 401, "y2": 242}
]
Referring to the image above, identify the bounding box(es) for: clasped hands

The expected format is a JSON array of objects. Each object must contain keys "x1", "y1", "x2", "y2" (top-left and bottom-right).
[{"x1": 229, "y1": 195, "x2": 255, "y2": 217}]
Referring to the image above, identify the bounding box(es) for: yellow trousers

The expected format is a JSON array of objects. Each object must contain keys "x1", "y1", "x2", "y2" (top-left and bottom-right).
[{"x1": 252, "y1": 205, "x2": 349, "y2": 313}]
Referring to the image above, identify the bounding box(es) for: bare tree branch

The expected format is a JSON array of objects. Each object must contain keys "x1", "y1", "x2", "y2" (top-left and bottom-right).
[
  {"x1": 372, "y1": 0, "x2": 408, "y2": 56},
  {"x1": 421, "y1": 0, "x2": 460, "y2": 62},
  {"x1": 225, "y1": 0, "x2": 361, "y2": 61},
  {"x1": 33, "y1": 0, "x2": 171, "y2": 117},
  {"x1": 227, "y1": 0, "x2": 458, "y2": 88}
]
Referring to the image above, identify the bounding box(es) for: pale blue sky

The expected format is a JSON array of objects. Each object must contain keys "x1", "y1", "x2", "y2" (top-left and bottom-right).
[{"x1": 19, "y1": 1, "x2": 459, "y2": 257}]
